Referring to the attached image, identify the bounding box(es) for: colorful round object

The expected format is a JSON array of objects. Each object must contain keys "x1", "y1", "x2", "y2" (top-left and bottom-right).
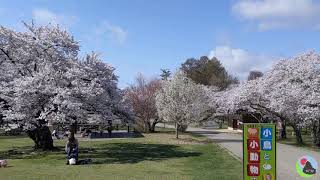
[{"x1": 296, "y1": 155, "x2": 318, "y2": 178}]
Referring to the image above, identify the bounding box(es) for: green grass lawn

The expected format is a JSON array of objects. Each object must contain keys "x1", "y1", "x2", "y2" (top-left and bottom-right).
[
  {"x1": 0, "y1": 129, "x2": 242, "y2": 180},
  {"x1": 277, "y1": 126, "x2": 320, "y2": 152}
]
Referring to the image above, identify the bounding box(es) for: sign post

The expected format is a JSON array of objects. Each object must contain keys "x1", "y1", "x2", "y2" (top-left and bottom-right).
[{"x1": 243, "y1": 123, "x2": 276, "y2": 180}]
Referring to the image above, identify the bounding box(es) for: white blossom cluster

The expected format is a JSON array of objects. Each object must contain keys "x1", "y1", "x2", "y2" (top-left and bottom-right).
[
  {"x1": 155, "y1": 71, "x2": 210, "y2": 126},
  {"x1": 0, "y1": 23, "x2": 124, "y2": 130},
  {"x1": 212, "y1": 51, "x2": 320, "y2": 128}
]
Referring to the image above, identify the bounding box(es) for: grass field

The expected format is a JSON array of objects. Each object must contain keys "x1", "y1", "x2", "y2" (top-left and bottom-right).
[
  {"x1": 0, "y1": 129, "x2": 242, "y2": 180},
  {"x1": 277, "y1": 126, "x2": 320, "y2": 152}
]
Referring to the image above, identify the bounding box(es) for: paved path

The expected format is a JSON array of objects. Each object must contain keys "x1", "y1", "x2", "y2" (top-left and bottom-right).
[{"x1": 186, "y1": 127, "x2": 320, "y2": 180}]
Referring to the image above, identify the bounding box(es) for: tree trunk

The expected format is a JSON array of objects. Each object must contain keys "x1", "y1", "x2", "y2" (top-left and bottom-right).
[
  {"x1": 316, "y1": 128, "x2": 320, "y2": 148},
  {"x1": 175, "y1": 123, "x2": 179, "y2": 139},
  {"x1": 178, "y1": 124, "x2": 188, "y2": 132},
  {"x1": 107, "y1": 120, "x2": 113, "y2": 138},
  {"x1": 292, "y1": 125, "x2": 303, "y2": 145},
  {"x1": 108, "y1": 130, "x2": 112, "y2": 138},
  {"x1": 312, "y1": 120, "x2": 320, "y2": 147},
  {"x1": 312, "y1": 122, "x2": 317, "y2": 144},
  {"x1": 144, "y1": 120, "x2": 150, "y2": 133},
  {"x1": 280, "y1": 119, "x2": 287, "y2": 139},
  {"x1": 147, "y1": 122, "x2": 153, "y2": 133},
  {"x1": 149, "y1": 121, "x2": 158, "y2": 133},
  {"x1": 219, "y1": 121, "x2": 223, "y2": 129},
  {"x1": 27, "y1": 125, "x2": 54, "y2": 150},
  {"x1": 69, "y1": 120, "x2": 78, "y2": 138}
]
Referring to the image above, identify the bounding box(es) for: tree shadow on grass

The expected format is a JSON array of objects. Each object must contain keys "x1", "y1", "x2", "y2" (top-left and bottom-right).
[
  {"x1": 80, "y1": 143, "x2": 202, "y2": 164},
  {"x1": 0, "y1": 145, "x2": 65, "y2": 160},
  {"x1": 0, "y1": 143, "x2": 202, "y2": 165},
  {"x1": 88, "y1": 132, "x2": 144, "y2": 139}
]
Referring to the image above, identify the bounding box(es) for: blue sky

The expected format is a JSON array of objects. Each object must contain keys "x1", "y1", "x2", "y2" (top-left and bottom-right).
[{"x1": 1, "y1": 0, "x2": 320, "y2": 87}]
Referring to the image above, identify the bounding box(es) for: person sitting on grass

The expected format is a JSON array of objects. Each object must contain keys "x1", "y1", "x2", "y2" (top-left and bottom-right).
[
  {"x1": 52, "y1": 129, "x2": 60, "y2": 139},
  {"x1": 65, "y1": 134, "x2": 79, "y2": 165}
]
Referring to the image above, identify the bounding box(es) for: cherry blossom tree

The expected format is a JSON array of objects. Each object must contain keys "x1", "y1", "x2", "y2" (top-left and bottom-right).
[
  {"x1": 212, "y1": 51, "x2": 320, "y2": 146},
  {"x1": 0, "y1": 23, "x2": 122, "y2": 150},
  {"x1": 264, "y1": 52, "x2": 320, "y2": 146},
  {"x1": 125, "y1": 74, "x2": 162, "y2": 133},
  {"x1": 155, "y1": 71, "x2": 210, "y2": 138}
]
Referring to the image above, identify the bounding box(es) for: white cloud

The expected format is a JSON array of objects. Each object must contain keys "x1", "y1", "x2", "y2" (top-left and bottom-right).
[
  {"x1": 32, "y1": 8, "x2": 77, "y2": 27},
  {"x1": 209, "y1": 46, "x2": 277, "y2": 80},
  {"x1": 232, "y1": 0, "x2": 320, "y2": 30},
  {"x1": 94, "y1": 21, "x2": 127, "y2": 44}
]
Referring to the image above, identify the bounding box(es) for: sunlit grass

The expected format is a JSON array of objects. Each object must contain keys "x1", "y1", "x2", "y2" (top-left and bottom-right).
[{"x1": 0, "y1": 128, "x2": 242, "y2": 180}]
